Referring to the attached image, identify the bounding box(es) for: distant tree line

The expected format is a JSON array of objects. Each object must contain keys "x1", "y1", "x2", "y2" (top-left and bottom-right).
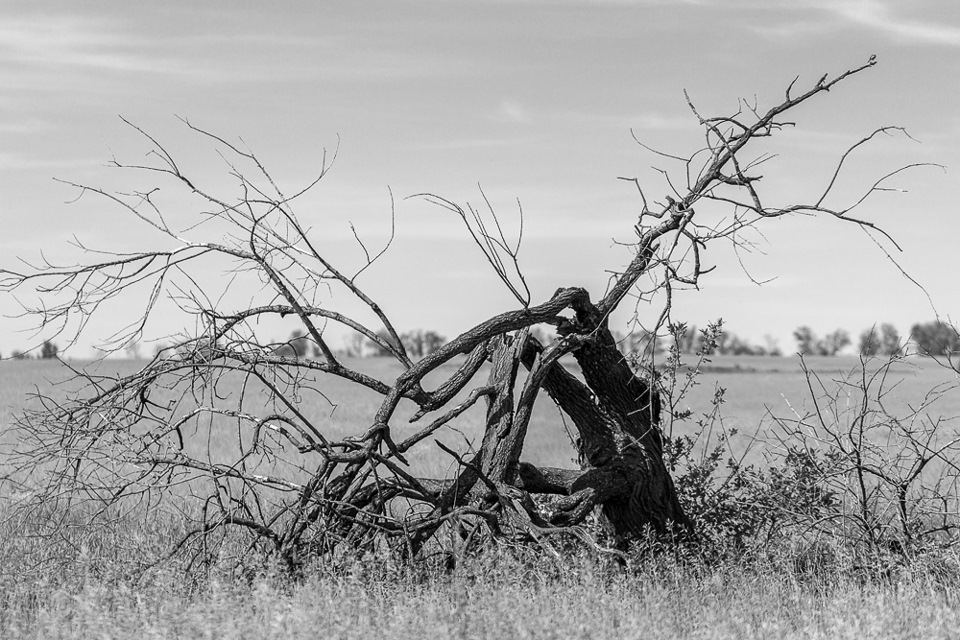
[
  {"x1": 268, "y1": 329, "x2": 448, "y2": 360},
  {"x1": 7, "y1": 322, "x2": 959, "y2": 362},
  {"x1": 349, "y1": 329, "x2": 447, "y2": 359},
  {"x1": 618, "y1": 322, "x2": 784, "y2": 358},
  {"x1": 793, "y1": 326, "x2": 851, "y2": 356},
  {"x1": 6, "y1": 340, "x2": 59, "y2": 360},
  {"x1": 857, "y1": 323, "x2": 902, "y2": 357},
  {"x1": 609, "y1": 322, "x2": 782, "y2": 359},
  {"x1": 796, "y1": 320, "x2": 959, "y2": 358},
  {"x1": 696, "y1": 324, "x2": 783, "y2": 357},
  {"x1": 622, "y1": 320, "x2": 958, "y2": 359}
]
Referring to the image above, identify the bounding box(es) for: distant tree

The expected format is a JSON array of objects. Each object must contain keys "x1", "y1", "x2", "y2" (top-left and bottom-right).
[
  {"x1": 910, "y1": 321, "x2": 960, "y2": 356},
  {"x1": 400, "y1": 330, "x2": 427, "y2": 358},
  {"x1": 40, "y1": 341, "x2": 58, "y2": 359},
  {"x1": 422, "y1": 330, "x2": 445, "y2": 355},
  {"x1": 726, "y1": 334, "x2": 758, "y2": 356},
  {"x1": 795, "y1": 327, "x2": 849, "y2": 356},
  {"x1": 793, "y1": 326, "x2": 817, "y2": 355},
  {"x1": 879, "y1": 323, "x2": 901, "y2": 356},
  {"x1": 399, "y1": 329, "x2": 447, "y2": 358},
  {"x1": 858, "y1": 324, "x2": 900, "y2": 357},
  {"x1": 820, "y1": 329, "x2": 850, "y2": 356},
  {"x1": 11, "y1": 350, "x2": 29, "y2": 360},
  {"x1": 859, "y1": 327, "x2": 881, "y2": 356}
]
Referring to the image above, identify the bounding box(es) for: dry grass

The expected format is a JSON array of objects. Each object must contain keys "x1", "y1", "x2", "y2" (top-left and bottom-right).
[{"x1": 4, "y1": 547, "x2": 960, "y2": 639}]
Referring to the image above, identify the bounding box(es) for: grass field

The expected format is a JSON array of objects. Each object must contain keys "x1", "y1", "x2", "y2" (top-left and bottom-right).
[
  {"x1": 7, "y1": 554, "x2": 960, "y2": 639},
  {"x1": 1, "y1": 354, "x2": 959, "y2": 638}
]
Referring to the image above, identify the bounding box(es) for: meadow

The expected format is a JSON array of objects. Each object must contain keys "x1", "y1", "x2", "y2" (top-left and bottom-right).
[{"x1": 1, "y1": 354, "x2": 960, "y2": 638}]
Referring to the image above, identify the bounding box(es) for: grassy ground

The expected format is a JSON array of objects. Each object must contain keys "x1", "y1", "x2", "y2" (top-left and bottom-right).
[
  {"x1": 4, "y1": 548, "x2": 960, "y2": 639},
  {"x1": 2, "y1": 355, "x2": 960, "y2": 638}
]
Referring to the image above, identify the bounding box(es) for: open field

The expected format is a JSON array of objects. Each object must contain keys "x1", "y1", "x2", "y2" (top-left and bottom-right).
[
  {"x1": 4, "y1": 354, "x2": 956, "y2": 473},
  {"x1": 2, "y1": 354, "x2": 960, "y2": 638}
]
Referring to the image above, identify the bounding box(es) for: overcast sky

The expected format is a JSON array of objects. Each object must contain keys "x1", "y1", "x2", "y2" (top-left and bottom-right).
[{"x1": 1, "y1": 0, "x2": 958, "y2": 357}]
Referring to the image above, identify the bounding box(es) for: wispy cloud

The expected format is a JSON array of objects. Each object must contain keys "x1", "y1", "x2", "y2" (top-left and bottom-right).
[
  {"x1": 830, "y1": 0, "x2": 960, "y2": 46},
  {"x1": 0, "y1": 11, "x2": 465, "y2": 91},
  {"x1": 494, "y1": 101, "x2": 531, "y2": 124},
  {"x1": 0, "y1": 15, "x2": 171, "y2": 74},
  {"x1": 749, "y1": 0, "x2": 960, "y2": 47}
]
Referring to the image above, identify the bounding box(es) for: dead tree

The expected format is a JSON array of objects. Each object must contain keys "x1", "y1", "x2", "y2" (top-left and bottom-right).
[{"x1": 0, "y1": 58, "x2": 928, "y2": 569}]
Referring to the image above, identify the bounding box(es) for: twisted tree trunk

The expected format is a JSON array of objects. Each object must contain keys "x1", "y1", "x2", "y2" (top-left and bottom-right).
[
  {"x1": 517, "y1": 299, "x2": 689, "y2": 540},
  {"x1": 413, "y1": 293, "x2": 690, "y2": 554}
]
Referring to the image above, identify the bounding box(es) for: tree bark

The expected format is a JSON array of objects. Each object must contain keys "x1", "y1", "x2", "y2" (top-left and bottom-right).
[{"x1": 514, "y1": 296, "x2": 690, "y2": 541}]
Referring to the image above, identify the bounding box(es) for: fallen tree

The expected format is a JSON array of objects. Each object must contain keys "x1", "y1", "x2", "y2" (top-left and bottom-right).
[{"x1": 1, "y1": 57, "x2": 926, "y2": 570}]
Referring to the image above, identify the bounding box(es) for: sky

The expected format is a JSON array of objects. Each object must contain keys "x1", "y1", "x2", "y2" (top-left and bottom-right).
[{"x1": 0, "y1": 0, "x2": 958, "y2": 358}]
